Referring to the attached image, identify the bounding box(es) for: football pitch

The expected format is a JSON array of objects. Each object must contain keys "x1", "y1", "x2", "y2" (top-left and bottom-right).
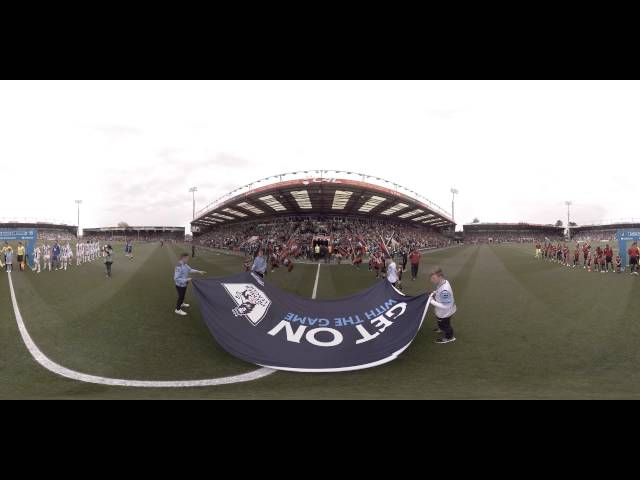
[{"x1": 1, "y1": 242, "x2": 639, "y2": 399}]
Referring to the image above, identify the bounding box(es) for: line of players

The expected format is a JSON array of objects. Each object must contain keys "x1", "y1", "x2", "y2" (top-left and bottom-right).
[
  {"x1": 31, "y1": 241, "x2": 103, "y2": 273},
  {"x1": 244, "y1": 242, "x2": 420, "y2": 291},
  {"x1": 535, "y1": 241, "x2": 640, "y2": 275}
]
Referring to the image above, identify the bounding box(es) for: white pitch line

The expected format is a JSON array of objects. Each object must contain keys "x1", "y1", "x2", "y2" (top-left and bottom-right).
[
  {"x1": 7, "y1": 273, "x2": 275, "y2": 388},
  {"x1": 312, "y1": 263, "x2": 321, "y2": 299}
]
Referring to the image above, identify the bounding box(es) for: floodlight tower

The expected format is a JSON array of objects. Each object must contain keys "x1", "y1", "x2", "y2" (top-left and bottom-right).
[
  {"x1": 75, "y1": 200, "x2": 82, "y2": 237},
  {"x1": 565, "y1": 201, "x2": 573, "y2": 240},
  {"x1": 451, "y1": 188, "x2": 459, "y2": 224},
  {"x1": 189, "y1": 187, "x2": 198, "y2": 219}
]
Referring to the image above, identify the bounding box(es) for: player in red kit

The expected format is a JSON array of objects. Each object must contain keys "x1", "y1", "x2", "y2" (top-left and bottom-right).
[
  {"x1": 598, "y1": 251, "x2": 606, "y2": 273},
  {"x1": 582, "y1": 243, "x2": 590, "y2": 268},
  {"x1": 604, "y1": 244, "x2": 613, "y2": 272},
  {"x1": 629, "y1": 242, "x2": 640, "y2": 275}
]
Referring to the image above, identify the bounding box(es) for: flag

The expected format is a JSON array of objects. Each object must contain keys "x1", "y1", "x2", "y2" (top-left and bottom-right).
[
  {"x1": 193, "y1": 272, "x2": 430, "y2": 372},
  {"x1": 379, "y1": 235, "x2": 391, "y2": 257}
]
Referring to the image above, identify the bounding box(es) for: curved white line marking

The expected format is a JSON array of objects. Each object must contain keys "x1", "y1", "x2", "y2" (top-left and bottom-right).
[
  {"x1": 7, "y1": 273, "x2": 275, "y2": 388},
  {"x1": 312, "y1": 263, "x2": 321, "y2": 299}
]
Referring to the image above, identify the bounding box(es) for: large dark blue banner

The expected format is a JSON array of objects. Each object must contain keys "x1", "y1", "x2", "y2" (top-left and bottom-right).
[{"x1": 193, "y1": 272, "x2": 430, "y2": 372}]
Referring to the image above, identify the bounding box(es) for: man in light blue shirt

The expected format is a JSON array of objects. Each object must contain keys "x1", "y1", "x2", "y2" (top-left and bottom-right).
[
  {"x1": 4, "y1": 246, "x2": 13, "y2": 273},
  {"x1": 252, "y1": 250, "x2": 267, "y2": 278},
  {"x1": 174, "y1": 253, "x2": 206, "y2": 316}
]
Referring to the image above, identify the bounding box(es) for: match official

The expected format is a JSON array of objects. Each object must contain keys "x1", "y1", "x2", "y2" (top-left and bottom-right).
[
  {"x1": 17, "y1": 242, "x2": 25, "y2": 272},
  {"x1": 174, "y1": 253, "x2": 206, "y2": 316}
]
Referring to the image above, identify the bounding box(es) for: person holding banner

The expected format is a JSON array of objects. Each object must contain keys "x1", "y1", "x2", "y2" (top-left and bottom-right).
[
  {"x1": 387, "y1": 260, "x2": 399, "y2": 287},
  {"x1": 174, "y1": 253, "x2": 206, "y2": 316},
  {"x1": 251, "y1": 250, "x2": 267, "y2": 278},
  {"x1": 429, "y1": 266, "x2": 457, "y2": 344}
]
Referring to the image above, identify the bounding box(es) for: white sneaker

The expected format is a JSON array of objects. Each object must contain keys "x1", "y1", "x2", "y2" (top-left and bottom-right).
[
  {"x1": 175, "y1": 309, "x2": 187, "y2": 316},
  {"x1": 435, "y1": 337, "x2": 456, "y2": 344},
  {"x1": 181, "y1": 303, "x2": 190, "y2": 308}
]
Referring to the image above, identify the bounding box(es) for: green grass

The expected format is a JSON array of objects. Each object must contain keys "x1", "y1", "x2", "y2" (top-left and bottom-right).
[{"x1": 1, "y1": 242, "x2": 640, "y2": 399}]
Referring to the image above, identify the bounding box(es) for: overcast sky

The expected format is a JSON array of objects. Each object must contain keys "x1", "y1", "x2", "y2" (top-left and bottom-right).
[{"x1": 0, "y1": 80, "x2": 637, "y2": 232}]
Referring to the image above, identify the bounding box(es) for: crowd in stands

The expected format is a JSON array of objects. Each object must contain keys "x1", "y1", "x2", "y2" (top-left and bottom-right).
[
  {"x1": 81, "y1": 231, "x2": 184, "y2": 242},
  {"x1": 194, "y1": 216, "x2": 452, "y2": 260},
  {"x1": 571, "y1": 230, "x2": 617, "y2": 243},
  {"x1": 37, "y1": 229, "x2": 77, "y2": 242},
  {"x1": 464, "y1": 231, "x2": 564, "y2": 244}
]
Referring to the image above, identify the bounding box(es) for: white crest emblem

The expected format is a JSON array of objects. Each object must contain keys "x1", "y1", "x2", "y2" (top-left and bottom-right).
[{"x1": 222, "y1": 283, "x2": 272, "y2": 326}]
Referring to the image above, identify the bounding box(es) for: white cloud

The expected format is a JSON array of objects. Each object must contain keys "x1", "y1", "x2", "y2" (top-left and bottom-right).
[{"x1": 0, "y1": 80, "x2": 638, "y2": 231}]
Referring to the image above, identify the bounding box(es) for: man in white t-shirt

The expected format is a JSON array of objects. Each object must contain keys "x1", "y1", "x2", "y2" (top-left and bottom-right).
[
  {"x1": 428, "y1": 266, "x2": 457, "y2": 344},
  {"x1": 386, "y1": 260, "x2": 398, "y2": 286}
]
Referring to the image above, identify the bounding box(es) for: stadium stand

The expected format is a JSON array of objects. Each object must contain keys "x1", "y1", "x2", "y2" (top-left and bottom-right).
[
  {"x1": 195, "y1": 217, "x2": 450, "y2": 257},
  {"x1": 191, "y1": 172, "x2": 455, "y2": 258},
  {"x1": 570, "y1": 221, "x2": 640, "y2": 242},
  {"x1": 82, "y1": 226, "x2": 185, "y2": 242},
  {"x1": 0, "y1": 220, "x2": 77, "y2": 241},
  {"x1": 463, "y1": 223, "x2": 565, "y2": 244}
]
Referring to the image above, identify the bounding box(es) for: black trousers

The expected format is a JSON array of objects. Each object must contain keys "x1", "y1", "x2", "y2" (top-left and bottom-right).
[
  {"x1": 411, "y1": 264, "x2": 419, "y2": 279},
  {"x1": 105, "y1": 261, "x2": 112, "y2": 277},
  {"x1": 437, "y1": 316, "x2": 454, "y2": 339},
  {"x1": 176, "y1": 285, "x2": 188, "y2": 310}
]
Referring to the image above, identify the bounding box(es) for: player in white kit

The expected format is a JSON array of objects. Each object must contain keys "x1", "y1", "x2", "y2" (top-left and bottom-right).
[
  {"x1": 32, "y1": 245, "x2": 42, "y2": 273},
  {"x1": 61, "y1": 243, "x2": 71, "y2": 270},
  {"x1": 43, "y1": 244, "x2": 52, "y2": 272}
]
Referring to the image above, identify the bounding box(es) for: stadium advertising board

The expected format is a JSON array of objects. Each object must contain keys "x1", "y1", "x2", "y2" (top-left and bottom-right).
[
  {"x1": 0, "y1": 228, "x2": 37, "y2": 268},
  {"x1": 193, "y1": 272, "x2": 430, "y2": 372},
  {"x1": 617, "y1": 229, "x2": 640, "y2": 266}
]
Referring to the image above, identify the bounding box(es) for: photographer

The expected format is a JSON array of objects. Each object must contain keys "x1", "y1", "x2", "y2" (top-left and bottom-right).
[{"x1": 104, "y1": 244, "x2": 114, "y2": 278}]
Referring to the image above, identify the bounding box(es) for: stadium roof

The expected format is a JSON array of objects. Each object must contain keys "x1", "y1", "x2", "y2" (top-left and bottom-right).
[
  {"x1": 571, "y1": 221, "x2": 640, "y2": 231},
  {"x1": 84, "y1": 226, "x2": 185, "y2": 232},
  {"x1": 192, "y1": 171, "x2": 454, "y2": 229},
  {"x1": 0, "y1": 220, "x2": 77, "y2": 231},
  {"x1": 463, "y1": 222, "x2": 564, "y2": 231}
]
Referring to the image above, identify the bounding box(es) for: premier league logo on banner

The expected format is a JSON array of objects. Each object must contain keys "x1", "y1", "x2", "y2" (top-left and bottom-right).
[
  {"x1": 223, "y1": 283, "x2": 272, "y2": 326},
  {"x1": 193, "y1": 272, "x2": 430, "y2": 372}
]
